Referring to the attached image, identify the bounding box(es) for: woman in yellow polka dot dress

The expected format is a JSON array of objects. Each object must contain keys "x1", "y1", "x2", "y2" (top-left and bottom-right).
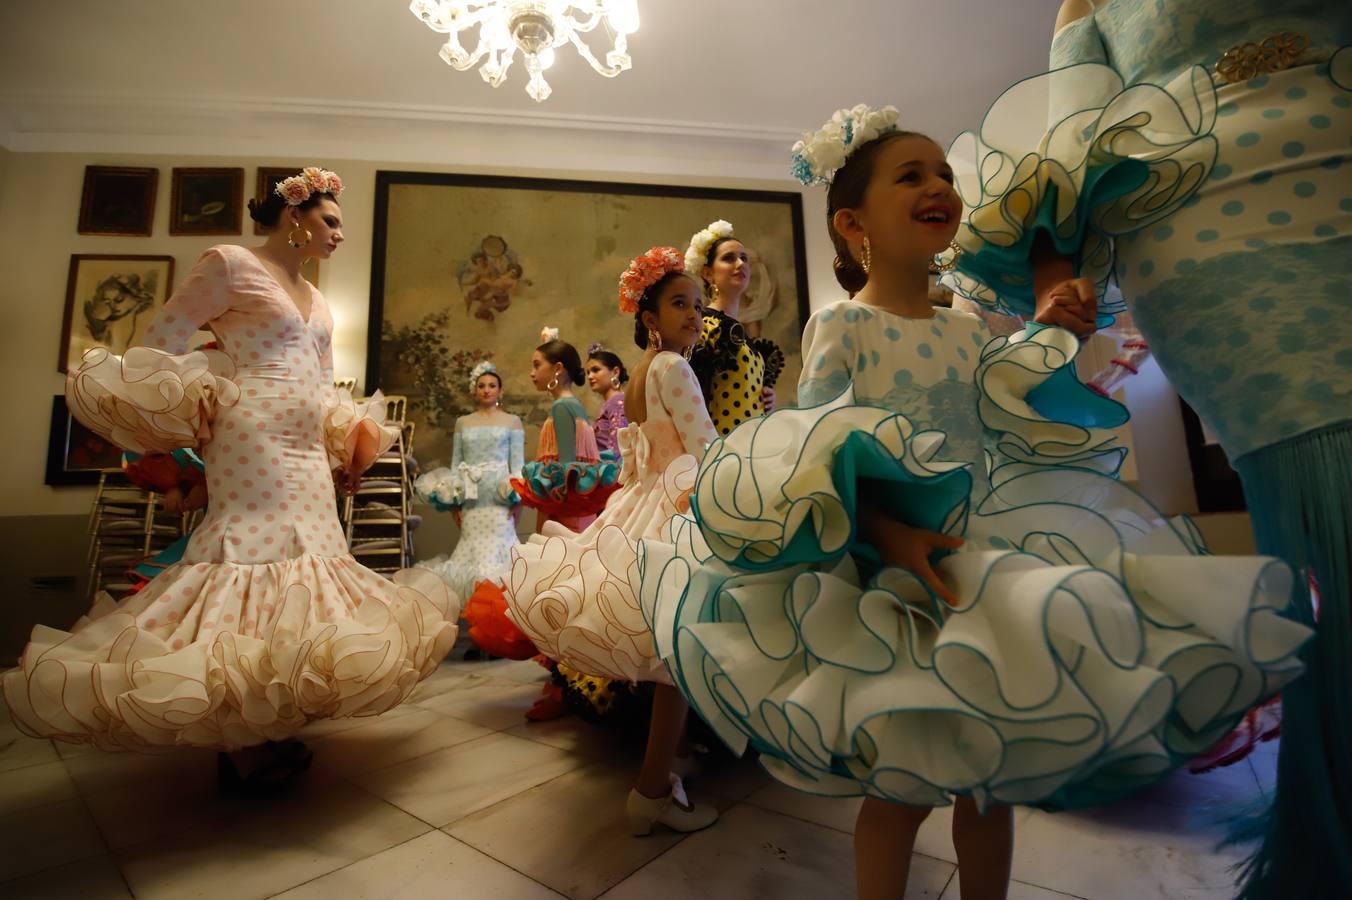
[{"x1": 685, "y1": 220, "x2": 784, "y2": 436}]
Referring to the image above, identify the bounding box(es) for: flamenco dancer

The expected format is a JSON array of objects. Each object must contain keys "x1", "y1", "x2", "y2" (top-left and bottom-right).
[
  {"x1": 5, "y1": 168, "x2": 460, "y2": 788},
  {"x1": 641, "y1": 106, "x2": 1311, "y2": 899},
  {"x1": 944, "y1": 3, "x2": 1351, "y2": 894},
  {"x1": 507, "y1": 247, "x2": 722, "y2": 835},
  {"x1": 685, "y1": 220, "x2": 784, "y2": 436}
]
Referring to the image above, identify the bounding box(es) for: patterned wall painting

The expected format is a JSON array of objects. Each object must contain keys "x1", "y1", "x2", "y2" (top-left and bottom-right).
[{"x1": 368, "y1": 172, "x2": 809, "y2": 467}]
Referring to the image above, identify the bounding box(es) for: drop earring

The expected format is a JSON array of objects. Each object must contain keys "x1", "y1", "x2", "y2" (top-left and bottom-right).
[
  {"x1": 932, "y1": 240, "x2": 963, "y2": 273},
  {"x1": 287, "y1": 219, "x2": 312, "y2": 249},
  {"x1": 860, "y1": 236, "x2": 872, "y2": 275}
]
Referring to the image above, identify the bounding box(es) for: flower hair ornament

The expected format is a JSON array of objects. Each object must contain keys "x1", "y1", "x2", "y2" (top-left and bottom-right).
[
  {"x1": 274, "y1": 167, "x2": 345, "y2": 205},
  {"x1": 540, "y1": 326, "x2": 560, "y2": 343},
  {"x1": 684, "y1": 220, "x2": 735, "y2": 275},
  {"x1": 618, "y1": 246, "x2": 685, "y2": 314},
  {"x1": 586, "y1": 342, "x2": 606, "y2": 356},
  {"x1": 468, "y1": 359, "x2": 499, "y2": 391},
  {"x1": 790, "y1": 105, "x2": 900, "y2": 186}
]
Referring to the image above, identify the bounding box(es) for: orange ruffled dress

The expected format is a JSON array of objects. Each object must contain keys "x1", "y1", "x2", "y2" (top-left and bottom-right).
[{"x1": 4, "y1": 245, "x2": 460, "y2": 751}]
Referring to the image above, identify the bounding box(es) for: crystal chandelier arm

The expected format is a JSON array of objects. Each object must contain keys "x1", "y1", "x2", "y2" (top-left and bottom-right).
[{"x1": 565, "y1": 28, "x2": 629, "y2": 76}]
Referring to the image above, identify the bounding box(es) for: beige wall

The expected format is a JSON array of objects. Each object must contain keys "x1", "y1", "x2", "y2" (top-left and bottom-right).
[
  {"x1": 0, "y1": 149, "x2": 835, "y2": 518},
  {"x1": 0, "y1": 145, "x2": 1248, "y2": 551}
]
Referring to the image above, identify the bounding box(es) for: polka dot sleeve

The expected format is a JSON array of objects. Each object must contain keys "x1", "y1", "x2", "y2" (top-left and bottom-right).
[
  {"x1": 797, "y1": 305, "x2": 855, "y2": 408},
  {"x1": 658, "y1": 354, "x2": 718, "y2": 457},
  {"x1": 140, "y1": 247, "x2": 234, "y2": 354}
]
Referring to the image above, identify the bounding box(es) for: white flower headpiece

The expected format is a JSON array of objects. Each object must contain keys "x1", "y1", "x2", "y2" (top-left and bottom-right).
[
  {"x1": 790, "y1": 105, "x2": 900, "y2": 186},
  {"x1": 468, "y1": 359, "x2": 498, "y2": 390},
  {"x1": 539, "y1": 326, "x2": 560, "y2": 343},
  {"x1": 275, "y1": 167, "x2": 345, "y2": 206},
  {"x1": 684, "y1": 220, "x2": 735, "y2": 276}
]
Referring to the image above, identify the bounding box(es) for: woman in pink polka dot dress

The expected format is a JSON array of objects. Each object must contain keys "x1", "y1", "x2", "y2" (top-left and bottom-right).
[
  {"x1": 505, "y1": 247, "x2": 719, "y2": 835},
  {"x1": 4, "y1": 169, "x2": 459, "y2": 778}
]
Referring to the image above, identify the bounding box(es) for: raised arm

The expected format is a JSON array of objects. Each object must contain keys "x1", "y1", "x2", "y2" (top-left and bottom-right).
[{"x1": 141, "y1": 247, "x2": 234, "y2": 354}]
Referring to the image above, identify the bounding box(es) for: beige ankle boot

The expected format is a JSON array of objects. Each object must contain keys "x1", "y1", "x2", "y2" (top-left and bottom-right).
[{"x1": 625, "y1": 773, "x2": 718, "y2": 836}]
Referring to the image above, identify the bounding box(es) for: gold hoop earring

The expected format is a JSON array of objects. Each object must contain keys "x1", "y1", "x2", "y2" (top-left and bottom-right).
[
  {"x1": 287, "y1": 221, "x2": 312, "y2": 249},
  {"x1": 611, "y1": 375, "x2": 621, "y2": 390},
  {"x1": 546, "y1": 375, "x2": 559, "y2": 391},
  {"x1": 647, "y1": 328, "x2": 663, "y2": 351},
  {"x1": 933, "y1": 240, "x2": 963, "y2": 273},
  {"x1": 860, "y1": 236, "x2": 872, "y2": 275}
]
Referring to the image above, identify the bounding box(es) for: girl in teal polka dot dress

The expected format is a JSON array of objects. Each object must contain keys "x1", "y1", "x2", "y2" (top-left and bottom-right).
[
  {"x1": 640, "y1": 107, "x2": 1310, "y2": 900},
  {"x1": 944, "y1": 3, "x2": 1351, "y2": 895}
]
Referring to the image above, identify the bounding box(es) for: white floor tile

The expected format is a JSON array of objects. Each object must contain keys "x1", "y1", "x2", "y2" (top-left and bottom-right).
[
  {"x1": 274, "y1": 831, "x2": 562, "y2": 899},
  {"x1": 308, "y1": 707, "x2": 494, "y2": 778},
  {"x1": 602, "y1": 803, "x2": 956, "y2": 900},
  {"x1": 744, "y1": 781, "x2": 862, "y2": 835},
  {"x1": 0, "y1": 853, "x2": 131, "y2": 900},
  {"x1": 0, "y1": 798, "x2": 106, "y2": 882},
  {"x1": 355, "y1": 731, "x2": 586, "y2": 827},
  {"x1": 412, "y1": 675, "x2": 544, "y2": 731},
  {"x1": 0, "y1": 758, "x2": 78, "y2": 814},
  {"x1": 449, "y1": 763, "x2": 686, "y2": 899},
  {"x1": 113, "y1": 783, "x2": 430, "y2": 900}
]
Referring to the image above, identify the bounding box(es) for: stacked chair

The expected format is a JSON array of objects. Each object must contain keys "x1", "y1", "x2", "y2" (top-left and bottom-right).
[
  {"x1": 85, "y1": 471, "x2": 196, "y2": 604},
  {"x1": 339, "y1": 395, "x2": 422, "y2": 575}
]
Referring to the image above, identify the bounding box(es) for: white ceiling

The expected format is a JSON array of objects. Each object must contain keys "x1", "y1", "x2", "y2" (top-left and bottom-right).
[{"x1": 0, "y1": 1, "x2": 1055, "y2": 171}]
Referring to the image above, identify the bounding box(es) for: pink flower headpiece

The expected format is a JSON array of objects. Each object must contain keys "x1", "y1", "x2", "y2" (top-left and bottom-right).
[
  {"x1": 617, "y1": 246, "x2": 684, "y2": 314},
  {"x1": 275, "y1": 167, "x2": 345, "y2": 206}
]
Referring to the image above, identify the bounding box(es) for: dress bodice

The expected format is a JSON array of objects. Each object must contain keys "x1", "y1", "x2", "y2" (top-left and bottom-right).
[
  {"x1": 627, "y1": 352, "x2": 718, "y2": 478},
  {"x1": 1051, "y1": 0, "x2": 1348, "y2": 84},
  {"x1": 799, "y1": 302, "x2": 988, "y2": 492},
  {"x1": 457, "y1": 424, "x2": 516, "y2": 467}
]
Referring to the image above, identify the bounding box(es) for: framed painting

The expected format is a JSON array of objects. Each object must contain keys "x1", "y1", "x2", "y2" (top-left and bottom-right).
[
  {"x1": 367, "y1": 171, "x2": 810, "y2": 468},
  {"x1": 45, "y1": 395, "x2": 122, "y2": 486},
  {"x1": 170, "y1": 167, "x2": 244, "y2": 235},
  {"x1": 1180, "y1": 398, "x2": 1246, "y2": 512},
  {"x1": 59, "y1": 254, "x2": 175, "y2": 374},
  {"x1": 78, "y1": 166, "x2": 158, "y2": 236},
  {"x1": 254, "y1": 166, "x2": 299, "y2": 235}
]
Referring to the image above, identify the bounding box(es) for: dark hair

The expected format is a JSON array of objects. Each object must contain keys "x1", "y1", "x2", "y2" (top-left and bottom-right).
[
  {"x1": 247, "y1": 189, "x2": 339, "y2": 229},
  {"x1": 631, "y1": 270, "x2": 692, "y2": 350},
  {"x1": 473, "y1": 370, "x2": 503, "y2": 390},
  {"x1": 587, "y1": 349, "x2": 629, "y2": 386},
  {"x1": 537, "y1": 339, "x2": 585, "y2": 386},
  {"x1": 826, "y1": 129, "x2": 929, "y2": 292},
  {"x1": 704, "y1": 236, "x2": 743, "y2": 270}
]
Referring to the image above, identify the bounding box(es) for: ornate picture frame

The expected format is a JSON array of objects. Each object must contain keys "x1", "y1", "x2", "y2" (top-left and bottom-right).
[
  {"x1": 59, "y1": 254, "x2": 176, "y2": 374},
  {"x1": 78, "y1": 166, "x2": 158, "y2": 236},
  {"x1": 169, "y1": 167, "x2": 244, "y2": 236},
  {"x1": 367, "y1": 171, "x2": 810, "y2": 467}
]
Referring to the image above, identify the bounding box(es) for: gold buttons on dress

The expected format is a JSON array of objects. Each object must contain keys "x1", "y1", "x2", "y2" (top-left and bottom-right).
[{"x1": 1216, "y1": 31, "x2": 1308, "y2": 84}]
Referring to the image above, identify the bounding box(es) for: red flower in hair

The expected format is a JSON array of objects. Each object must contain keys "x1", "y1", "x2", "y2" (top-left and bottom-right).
[{"x1": 618, "y1": 246, "x2": 684, "y2": 314}]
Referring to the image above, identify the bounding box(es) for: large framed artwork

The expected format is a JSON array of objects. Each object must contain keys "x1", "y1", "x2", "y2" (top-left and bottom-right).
[
  {"x1": 368, "y1": 172, "x2": 810, "y2": 468},
  {"x1": 1180, "y1": 398, "x2": 1246, "y2": 512},
  {"x1": 59, "y1": 254, "x2": 176, "y2": 374},
  {"x1": 46, "y1": 395, "x2": 122, "y2": 486}
]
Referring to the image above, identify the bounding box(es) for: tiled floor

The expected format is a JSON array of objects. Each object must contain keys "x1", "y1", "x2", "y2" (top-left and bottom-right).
[{"x1": 0, "y1": 657, "x2": 1277, "y2": 899}]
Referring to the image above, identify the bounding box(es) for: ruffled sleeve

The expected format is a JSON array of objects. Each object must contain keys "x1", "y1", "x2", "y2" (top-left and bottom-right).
[
  {"x1": 323, "y1": 389, "x2": 399, "y2": 474},
  {"x1": 689, "y1": 387, "x2": 973, "y2": 572},
  {"x1": 66, "y1": 248, "x2": 242, "y2": 454},
  {"x1": 976, "y1": 324, "x2": 1130, "y2": 480},
  {"x1": 942, "y1": 61, "x2": 1219, "y2": 317}
]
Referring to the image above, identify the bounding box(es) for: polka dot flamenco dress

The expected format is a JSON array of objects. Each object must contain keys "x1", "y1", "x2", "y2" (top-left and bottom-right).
[
  {"x1": 4, "y1": 245, "x2": 460, "y2": 751},
  {"x1": 689, "y1": 309, "x2": 784, "y2": 436}
]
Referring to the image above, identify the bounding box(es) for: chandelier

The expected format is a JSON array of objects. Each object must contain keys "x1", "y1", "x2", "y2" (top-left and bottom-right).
[{"x1": 409, "y1": 1, "x2": 640, "y2": 102}]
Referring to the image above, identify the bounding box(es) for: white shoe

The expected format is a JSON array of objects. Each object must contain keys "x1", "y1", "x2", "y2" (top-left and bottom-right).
[{"x1": 626, "y1": 774, "x2": 718, "y2": 837}]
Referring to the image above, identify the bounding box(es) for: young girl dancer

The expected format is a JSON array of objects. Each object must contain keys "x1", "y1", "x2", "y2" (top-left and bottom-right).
[
  {"x1": 641, "y1": 107, "x2": 1311, "y2": 899},
  {"x1": 511, "y1": 331, "x2": 619, "y2": 534},
  {"x1": 586, "y1": 344, "x2": 630, "y2": 458},
  {"x1": 6, "y1": 167, "x2": 459, "y2": 787},
  {"x1": 685, "y1": 220, "x2": 783, "y2": 436},
  {"x1": 415, "y1": 360, "x2": 525, "y2": 600},
  {"x1": 507, "y1": 247, "x2": 720, "y2": 835}
]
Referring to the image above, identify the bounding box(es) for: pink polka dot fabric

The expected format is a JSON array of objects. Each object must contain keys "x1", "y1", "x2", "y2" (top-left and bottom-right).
[
  {"x1": 505, "y1": 352, "x2": 718, "y2": 684},
  {"x1": 8, "y1": 246, "x2": 460, "y2": 752}
]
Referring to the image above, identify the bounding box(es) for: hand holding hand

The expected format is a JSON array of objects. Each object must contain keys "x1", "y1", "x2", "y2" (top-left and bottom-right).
[{"x1": 1034, "y1": 277, "x2": 1097, "y2": 337}]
